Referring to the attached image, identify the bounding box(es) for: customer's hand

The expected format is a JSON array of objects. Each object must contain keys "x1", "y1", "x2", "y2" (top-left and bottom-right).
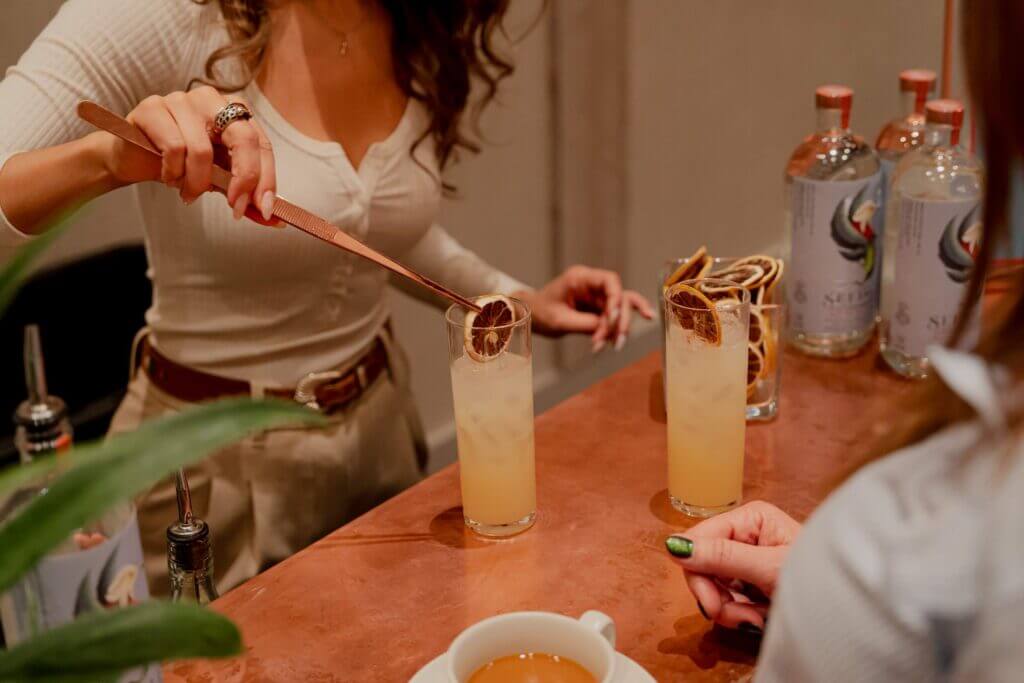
[
  {"x1": 665, "y1": 501, "x2": 801, "y2": 631},
  {"x1": 515, "y1": 266, "x2": 654, "y2": 351},
  {"x1": 95, "y1": 86, "x2": 279, "y2": 225}
]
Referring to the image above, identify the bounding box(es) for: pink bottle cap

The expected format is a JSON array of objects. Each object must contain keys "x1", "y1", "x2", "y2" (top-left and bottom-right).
[
  {"x1": 900, "y1": 69, "x2": 937, "y2": 111},
  {"x1": 926, "y1": 99, "x2": 965, "y2": 144},
  {"x1": 815, "y1": 85, "x2": 853, "y2": 127}
]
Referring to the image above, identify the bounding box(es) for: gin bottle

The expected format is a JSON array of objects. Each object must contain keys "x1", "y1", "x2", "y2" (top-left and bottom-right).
[
  {"x1": 167, "y1": 471, "x2": 218, "y2": 605},
  {"x1": 875, "y1": 69, "x2": 937, "y2": 288},
  {"x1": 880, "y1": 100, "x2": 983, "y2": 378},
  {"x1": 0, "y1": 327, "x2": 160, "y2": 680},
  {"x1": 784, "y1": 85, "x2": 882, "y2": 357}
]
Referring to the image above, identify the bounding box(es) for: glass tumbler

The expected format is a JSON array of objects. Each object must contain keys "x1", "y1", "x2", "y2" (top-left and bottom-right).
[
  {"x1": 445, "y1": 298, "x2": 536, "y2": 537},
  {"x1": 663, "y1": 280, "x2": 750, "y2": 518}
]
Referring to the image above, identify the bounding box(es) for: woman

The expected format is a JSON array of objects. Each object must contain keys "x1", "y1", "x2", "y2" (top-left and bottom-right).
[
  {"x1": 667, "y1": 1, "x2": 1024, "y2": 679},
  {"x1": 0, "y1": 0, "x2": 652, "y2": 594}
]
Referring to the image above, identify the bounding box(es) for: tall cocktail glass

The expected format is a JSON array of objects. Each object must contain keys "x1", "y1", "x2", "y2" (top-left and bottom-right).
[
  {"x1": 663, "y1": 280, "x2": 750, "y2": 518},
  {"x1": 445, "y1": 298, "x2": 535, "y2": 537}
]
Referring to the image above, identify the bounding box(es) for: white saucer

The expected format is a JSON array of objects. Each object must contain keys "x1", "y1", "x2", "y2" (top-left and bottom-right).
[{"x1": 409, "y1": 651, "x2": 656, "y2": 682}]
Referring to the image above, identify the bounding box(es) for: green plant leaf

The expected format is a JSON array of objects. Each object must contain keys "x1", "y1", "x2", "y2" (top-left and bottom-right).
[
  {"x1": 0, "y1": 601, "x2": 242, "y2": 680},
  {"x1": 0, "y1": 398, "x2": 324, "y2": 590},
  {"x1": 0, "y1": 217, "x2": 70, "y2": 316}
]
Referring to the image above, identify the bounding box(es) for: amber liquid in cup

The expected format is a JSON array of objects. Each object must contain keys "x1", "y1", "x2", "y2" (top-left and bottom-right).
[{"x1": 468, "y1": 652, "x2": 596, "y2": 683}]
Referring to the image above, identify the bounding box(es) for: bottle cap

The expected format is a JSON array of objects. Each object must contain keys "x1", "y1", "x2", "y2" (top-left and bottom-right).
[
  {"x1": 900, "y1": 69, "x2": 937, "y2": 111},
  {"x1": 14, "y1": 324, "x2": 68, "y2": 440},
  {"x1": 815, "y1": 85, "x2": 853, "y2": 127},
  {"x1": 926, "y1": 99, "x2": 965, "y2": 127},
  {"x1": 167, "y1": 518, "x2": 212, "y2": 571}
]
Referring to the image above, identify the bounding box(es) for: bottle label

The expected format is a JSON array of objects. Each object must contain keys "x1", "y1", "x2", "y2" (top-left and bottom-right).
[
  {"x1": 0, "y1": 514, "x2": 161, "y2": 682},
  {"x1": 888, "y1": 196, "x2": 982, "y2": 357},
  {"x1": 788, "y1": 173, "x2": 883, "y2": 335},
  {"x1": 877, "y1": 158, "x2": 897, "y2": 276}
]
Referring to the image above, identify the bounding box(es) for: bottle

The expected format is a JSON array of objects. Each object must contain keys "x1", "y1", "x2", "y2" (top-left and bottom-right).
[
  {"x1": 784, "y1": 85, "x2": 883, "y2": 357},
  {"x1": 0, "y1": 326, "x2": 161, "y2": 681},
  {"x1": 880, "y1": 100, "x2": 983, "y2": 378},
  {"x1": 875, "y1": 69, "x2": 937, "y2": 300},
  {"x1": 167, "y1": 470, "x2": 218, "y2": 605}
]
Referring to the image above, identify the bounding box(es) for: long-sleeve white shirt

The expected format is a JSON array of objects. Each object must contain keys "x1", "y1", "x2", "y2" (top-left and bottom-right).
[
  {"x1": 758, "y1": 346, "x2": 1024, "y2": 681},
  {"x1": 0, "y1": 0, "x2": 526, "y2": 386}
]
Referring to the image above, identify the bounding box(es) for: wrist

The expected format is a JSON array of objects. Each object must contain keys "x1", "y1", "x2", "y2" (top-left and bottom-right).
[{"x1": 81, "y1": 131, "x2": 128, "y2": 192}]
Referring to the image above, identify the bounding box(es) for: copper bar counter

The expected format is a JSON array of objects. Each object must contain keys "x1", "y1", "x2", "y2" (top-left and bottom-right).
[{"x1": 166, "y1": 348, "x2": 908, "y2": 682}]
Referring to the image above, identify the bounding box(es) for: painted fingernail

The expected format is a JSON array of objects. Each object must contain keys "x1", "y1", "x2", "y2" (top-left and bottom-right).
[
  {"x1": 665, "y1": 535, "x2": 693, "y2": 558},
  {"x1": 233, "y1": 193, "x2": 248, "y2": 220},
  {"x1": 738, "y1": 622, "x2": 763, "y2": 635},
  {"x1": 608, "y1": 307, "x2": 620, "y2": 325},
  {"x1": 614, "y1": 334, "x2": 626, "y2": 351},
  {"x1": 260, "y1": 190, "x2": 275, "y2": 221},
  {"x1": 697, "y1": 601, "x2": 710, "y2": 620},
  {"x1": 592, "y1": 339, "x2": 607, "y2": 354}
]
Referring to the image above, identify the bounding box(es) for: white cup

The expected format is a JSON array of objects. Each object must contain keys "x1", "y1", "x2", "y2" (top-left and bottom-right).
[{"x1": 446, "y1": 610, "x2": 617, "y2": 682}]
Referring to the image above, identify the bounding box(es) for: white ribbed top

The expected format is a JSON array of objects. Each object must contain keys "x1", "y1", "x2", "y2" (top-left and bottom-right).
[{"x1": 0, "y1": 0, "x2": 526, "y2": 385}]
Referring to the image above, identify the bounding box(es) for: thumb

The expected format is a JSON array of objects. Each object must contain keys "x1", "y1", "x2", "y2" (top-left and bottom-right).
[
  {"x1": 552, "y1": 308, "x2": 602, "y2": 334},
  {"x1": 667, "y1": 535, "x2": 783, "y2": 595}
]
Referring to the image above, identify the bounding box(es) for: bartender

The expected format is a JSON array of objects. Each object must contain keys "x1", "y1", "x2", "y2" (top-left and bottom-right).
[{"x1": 0, "y1": 0, "x2": 652, "y2": 593}]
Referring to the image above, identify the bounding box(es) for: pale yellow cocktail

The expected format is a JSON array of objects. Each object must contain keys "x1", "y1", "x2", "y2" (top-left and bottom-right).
[
  {"x1": 664, "y1": 281, "x2": 749, "y2": 517},
  {"x1": 447, "y1": 296, "x2": 536, "y2": 537},
  {"x1": 450, "y1": 352, "x2": 536, "y2": 532}
]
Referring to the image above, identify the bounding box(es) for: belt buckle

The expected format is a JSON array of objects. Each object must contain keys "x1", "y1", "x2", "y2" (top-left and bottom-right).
[{"x1": 293, "y1": 370, "x2": 343, "y2": 411}]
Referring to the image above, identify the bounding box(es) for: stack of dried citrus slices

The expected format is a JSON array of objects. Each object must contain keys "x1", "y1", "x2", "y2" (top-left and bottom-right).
[
  {"x1": 664, "y1": 247, "x2": 784, "y2": 399},
  {"x1": 463, "y1": 295, "x2": 516, "y2": 362}
]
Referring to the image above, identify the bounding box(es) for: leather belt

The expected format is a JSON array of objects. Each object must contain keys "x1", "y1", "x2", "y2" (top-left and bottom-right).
[{"x1": 137, "y1": 335, "x2": 390, "y2": 415}]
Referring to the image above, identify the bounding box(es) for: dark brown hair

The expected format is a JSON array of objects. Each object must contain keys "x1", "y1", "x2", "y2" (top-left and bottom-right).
[
  {"x1": 855, "y1": 0, "x2": 1024, "y2": 470},
  {"x1": 192, "y1": 0, "x2": 515, "y2": 191}
]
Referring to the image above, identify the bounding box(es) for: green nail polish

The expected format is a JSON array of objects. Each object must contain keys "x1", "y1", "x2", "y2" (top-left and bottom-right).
[
  {"x1": 738, "y1": 622, "x2": 763, "y2": 635},
  {"x1": 665, "y1": 535, "x2": 693, "y2": 558}
]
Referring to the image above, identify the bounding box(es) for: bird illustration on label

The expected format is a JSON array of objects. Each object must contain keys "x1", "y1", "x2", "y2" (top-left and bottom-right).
[
  {"x1": 830, "y1": 177, "x2": 881, "y2": 280},
  {"x1": 939, "y1": 204, "x2": 982, "y2": 283}
]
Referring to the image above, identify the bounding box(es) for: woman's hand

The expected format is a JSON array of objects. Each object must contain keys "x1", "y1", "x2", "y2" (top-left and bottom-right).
[
  {"x1": 665, "y1": 501, "x2": 801, "y2": 632},
  {"x1": 95, "y1": 86, "x2": 279, "y2": 225},
  {"x1": 515, "y1": 265, "x2": 654, "y2": 351}
]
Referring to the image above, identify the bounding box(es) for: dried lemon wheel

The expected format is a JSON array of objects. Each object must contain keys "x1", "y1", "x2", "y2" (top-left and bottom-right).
[
  {"x1": 664, "y1": 246, "x2": 712, "y2": 288},
  {"x1": 733, "y1": 255, "x2": 779, "y2": 289},
  {"x1": 463, "y1": 295, "x2": 516, "y2": 362},
  {"x1": 667, "y1": 283, "x2": 721, "y2": 346},
  {"x1": 746, "y1": 343, "x2": 765, "y2": 399},
  {"x1": 708, "y1": 263, "x2": 765, "y2": 288}
]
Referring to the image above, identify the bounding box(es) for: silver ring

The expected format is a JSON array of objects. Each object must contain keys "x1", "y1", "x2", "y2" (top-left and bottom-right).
[{"x1": 210, "y1": 102, "x2": 252, "y2": 139}]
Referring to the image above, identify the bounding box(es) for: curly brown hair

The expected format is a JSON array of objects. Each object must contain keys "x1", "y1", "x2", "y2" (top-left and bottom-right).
[{"x1": 192, "y1": 0, "x2": 515, "y2": 191}]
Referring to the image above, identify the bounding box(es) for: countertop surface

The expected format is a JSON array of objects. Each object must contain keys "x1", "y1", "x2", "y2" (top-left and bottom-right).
[{"x1": 167, "y1": 347, "x2": 909, "y2": 682}]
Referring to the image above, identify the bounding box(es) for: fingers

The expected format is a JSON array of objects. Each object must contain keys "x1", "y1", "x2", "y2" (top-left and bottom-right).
[
  {"x1": 191, "y1": 87, "x2": 262, "y2": 218},
  {"x1": 614, "y1": 300, "x2": 632, "y2": 351},
  {"x1": 627, "y1": 290, "x2": 656, "y2": 320},
  {"x1": 128, "y1": 96, "x2": 184, "y2": 185},
  {"x1": 248, "y1": 117, "x2": 278, "y2": 223},
  {"x1": 717, "y1": 600, "x2": 769, "y2": 631},
  {"x1": 163, "y1": 91, "x2": 214, "y2": 203},
  {"x1": 553, "y1": 308, "x2": 603, "y2": 335},
  {"x1": 669, "y1": 534, "x2": 788, "y2": 596}
]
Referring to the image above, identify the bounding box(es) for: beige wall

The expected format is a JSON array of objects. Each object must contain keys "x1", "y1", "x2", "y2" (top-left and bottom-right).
[{"x1": 626, "y1": 0, "x2": 946, "y2": 291}]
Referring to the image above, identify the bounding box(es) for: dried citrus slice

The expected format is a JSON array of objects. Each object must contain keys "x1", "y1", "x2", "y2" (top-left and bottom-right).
[
  {"x1": 748, "y1": 307, "x2": 765, "y2": 347},
  {"x1": 664, "y1": 246, "x2": 711, "y2": 288},
  {"x1": 733, "y1": 255, "x2": 779, "y2": 289},
  {"x1": 463, "y1": 295, "x2": 516, "y2": 362},
  {"x1": 746, "y1": 343, "x2": 765, "y2": 399},
  {"x1": 667, "y1": 283, "x2": 721, "y2": 346},
  {"x1": 708, "y1": 263, "x2": 765, "y2": 288},
  {"x1": 694, "y1": 279, "x2": 743, "y2": 304}
]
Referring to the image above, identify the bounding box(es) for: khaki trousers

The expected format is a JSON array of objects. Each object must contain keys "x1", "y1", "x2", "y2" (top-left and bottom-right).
[{"x1": 108, "y1": 331, "x2": 425, "y2": 597}]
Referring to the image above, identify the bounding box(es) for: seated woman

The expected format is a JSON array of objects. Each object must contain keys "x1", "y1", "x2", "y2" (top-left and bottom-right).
[{"x1": 667, "y1": 2, "x2": 1024, "y2": 680}]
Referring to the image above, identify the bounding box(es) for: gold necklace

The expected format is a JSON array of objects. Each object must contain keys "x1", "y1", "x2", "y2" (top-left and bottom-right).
[{"x1": 310, "y1": 1, "x2": 373, "y2": 56}]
